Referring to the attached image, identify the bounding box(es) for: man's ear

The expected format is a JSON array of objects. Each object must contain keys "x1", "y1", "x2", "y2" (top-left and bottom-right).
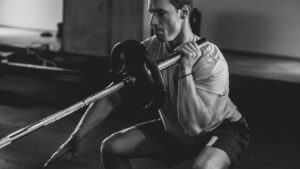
[{"x1": 180, "y1": 5, "x2": 191, "y2": 19}]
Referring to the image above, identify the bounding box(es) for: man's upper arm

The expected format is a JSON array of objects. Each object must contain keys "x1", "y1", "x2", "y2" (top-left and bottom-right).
[{"x1": 193, "y1": 44, "x2": 229, "y2": 96}]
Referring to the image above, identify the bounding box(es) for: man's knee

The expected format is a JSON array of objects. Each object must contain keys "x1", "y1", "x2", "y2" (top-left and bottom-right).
[
  {"x1": 193, "y1": 147, "x2": 231, "y2": 169},
  {"x1": 193, "y1": 161, "x2": 223, "y2": 169},
  {"x1": 101, "y1": 132, "x2": 124, "y2": 156},
  {"x1": 193, "y1": 158, "x2": 230, "y2": 169}
]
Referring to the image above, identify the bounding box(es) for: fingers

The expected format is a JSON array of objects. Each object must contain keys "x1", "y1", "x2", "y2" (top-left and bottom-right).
[
  {"x1": 186, "y1": 42, "x2": 201, "y2": 58},
  {"x1": 175, "y1": 41, "x2": 202, "y2": 69},
  {"x1": 176, "y1": 41, "x2": 202, "y2": 58},
  {"x1": 181, "y1": 47, "x2": 194, "y2": 57}
]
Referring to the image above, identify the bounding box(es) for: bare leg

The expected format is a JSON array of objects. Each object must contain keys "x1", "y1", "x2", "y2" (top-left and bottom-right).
[
  {"x1": 193, "y1": 146, "x2": 230, "y2": 169},
  {"x1": 101, "y1": 126, "x2": 165, "y2": 169}
]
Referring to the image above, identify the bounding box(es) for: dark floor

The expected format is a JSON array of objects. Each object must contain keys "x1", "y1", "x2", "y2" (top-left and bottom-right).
[{"x1": 0, "y1": 74, "x2": 299, "y2": 169}]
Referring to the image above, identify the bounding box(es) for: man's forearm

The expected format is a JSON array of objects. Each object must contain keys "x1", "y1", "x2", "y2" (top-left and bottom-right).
[{"x1": 177, "y1": 75, "x2": 211, "y2": 135}]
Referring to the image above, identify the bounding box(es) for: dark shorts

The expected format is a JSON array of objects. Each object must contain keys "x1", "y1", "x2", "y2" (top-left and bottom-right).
[{"x1": 135, "y1": 117, "x2": 250, "y2": 168}]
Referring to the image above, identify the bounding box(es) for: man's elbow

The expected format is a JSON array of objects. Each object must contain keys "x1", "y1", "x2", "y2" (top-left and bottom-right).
[
  {"x1": 185, "y1": 126, "x2": 201, "y2": 136},
  {"x1": 183, "y1": 120, "x2": 211, "y2": 136},
  {"x1": 184, "y1": 124, "x2": 207, "y2": 136}
]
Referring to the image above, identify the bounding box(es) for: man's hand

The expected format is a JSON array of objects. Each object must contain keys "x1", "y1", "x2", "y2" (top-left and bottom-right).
[
  {"x1": 43, "y1": 134, "x2": 80, "y2": 168},
  {"x1": 175, "y1": 41, "x2": 202, "y2": 75}
]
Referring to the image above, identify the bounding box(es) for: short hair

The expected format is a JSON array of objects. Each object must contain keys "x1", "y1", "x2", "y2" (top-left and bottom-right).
[{"x1": 170, "y1": 0, "x2": 193, "y2": 10}]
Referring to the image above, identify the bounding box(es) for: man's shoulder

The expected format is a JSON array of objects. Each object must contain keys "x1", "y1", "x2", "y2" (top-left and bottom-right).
[
  {"x1": 193, "y1": 40, "x2": 228, "y2": 78},
  {"x1": 196, "y1": 39, "x2": 225, "y2": 66}
]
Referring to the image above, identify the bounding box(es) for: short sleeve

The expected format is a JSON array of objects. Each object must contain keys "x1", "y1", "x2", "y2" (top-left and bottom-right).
[{"x1": 192, "y1": 43, "x2": 229, "y2": 95}]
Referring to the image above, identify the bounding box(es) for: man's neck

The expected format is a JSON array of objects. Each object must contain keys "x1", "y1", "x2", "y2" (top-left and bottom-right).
[{"x1": 166, "y1": 24, "x2": 195, "y2": 50}]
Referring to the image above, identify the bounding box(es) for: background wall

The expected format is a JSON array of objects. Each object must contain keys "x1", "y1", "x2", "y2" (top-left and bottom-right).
[
  {"x1": 1, "y1": 0, "x2": 299, "y2": 58},
  {"x1": 143, "y1": 0, "x2": 151, "y2": 39},
  {"x1": 63, "y1": 0, "x2": 144, "y2": 56},
  {"x1": 0, "y1": 0, "x2": 63, "y2": 31},
  {"x1": 194, "y1": 0, "x2": 300, "y2": 58}
]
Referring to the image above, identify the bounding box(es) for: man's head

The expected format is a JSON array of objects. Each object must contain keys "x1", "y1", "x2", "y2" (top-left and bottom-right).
[
  {"x1": 148, "y1": 0, "x2": 193, "y2": 42},
  {"x1": 169, "y1": 0, "x2": 193, "y2": 10}
]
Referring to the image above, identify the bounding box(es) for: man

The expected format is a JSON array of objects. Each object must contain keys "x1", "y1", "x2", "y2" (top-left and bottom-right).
[{"x1": 45, "y1": 0, "x2": 250, "y2": 168}]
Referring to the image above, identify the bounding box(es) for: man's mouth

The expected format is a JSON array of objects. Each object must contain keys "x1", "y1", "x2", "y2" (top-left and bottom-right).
[
  {"x1": 154, "y1": 29, "x2": 164, "y2": 35},
  {"x1": 153, "y1": 27, "x2": 163, "y2": 33}
]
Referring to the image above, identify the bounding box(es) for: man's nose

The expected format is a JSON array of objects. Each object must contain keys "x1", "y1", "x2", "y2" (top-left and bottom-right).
[{"x1": 149, "y1": 14, "x2": 158, "y2": 26}]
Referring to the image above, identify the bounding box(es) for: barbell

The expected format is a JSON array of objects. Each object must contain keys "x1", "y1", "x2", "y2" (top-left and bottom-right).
[{"x1": 0, "y1": 38, "x2": 209, "y2": 149}]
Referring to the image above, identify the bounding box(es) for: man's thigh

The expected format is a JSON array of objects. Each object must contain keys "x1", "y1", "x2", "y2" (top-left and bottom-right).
[
  {"x1": 102, "y1": 123, "x2": 168, "y2": 159},
  {"x1": 193, "y1": 146, "x2": 230, "y2": 169}
]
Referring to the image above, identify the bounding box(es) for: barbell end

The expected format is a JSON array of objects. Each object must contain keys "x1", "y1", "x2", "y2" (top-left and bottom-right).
[{"x1": 0, "y1": 137, "x2": 12, "y2": 149}]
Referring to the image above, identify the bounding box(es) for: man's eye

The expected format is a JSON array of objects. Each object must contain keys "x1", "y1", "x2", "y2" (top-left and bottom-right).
[{"x1": 157, "y1": 12, "x2": 166, "y2": 16}]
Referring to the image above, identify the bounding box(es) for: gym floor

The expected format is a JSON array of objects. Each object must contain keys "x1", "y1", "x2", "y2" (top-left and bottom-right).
[{"x1": 0, "y1": 72, "x2": 300, "y2": 169}]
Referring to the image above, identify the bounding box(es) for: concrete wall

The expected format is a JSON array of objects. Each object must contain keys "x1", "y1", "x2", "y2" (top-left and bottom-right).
[
  {"x1": 143, "y1": 0, "x2": 151, "y2": 39},
  {"x1": 63, "y1": 0, "x2": 144, "y2": 56},
  {"x1": 0, "y1": 0, "x2": 63, "y2": 31},
  {"x1": 194, "y1": 0, "x2": 300, "y2": 58}
]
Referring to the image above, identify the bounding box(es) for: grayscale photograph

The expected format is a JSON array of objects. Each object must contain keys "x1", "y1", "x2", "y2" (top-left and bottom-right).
[{"x1": 0, "y1": 0, "x2": 299, "y2": 169}]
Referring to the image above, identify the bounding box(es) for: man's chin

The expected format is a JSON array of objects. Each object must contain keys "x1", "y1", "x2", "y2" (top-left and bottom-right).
[{"x1": 155, "y1": 34, "x2": 166, "y2": 42}]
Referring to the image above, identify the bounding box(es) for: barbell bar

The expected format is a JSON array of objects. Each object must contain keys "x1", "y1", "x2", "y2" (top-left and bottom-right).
[{"x1": 0, "y1": 38, "x2": 209, "y2": 149}]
